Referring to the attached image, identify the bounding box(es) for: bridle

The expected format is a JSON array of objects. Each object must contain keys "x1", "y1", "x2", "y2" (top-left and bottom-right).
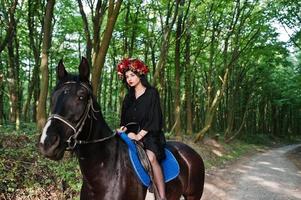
[{"x1": 46, "y1": 81, "x2": 116, "y2": 150}]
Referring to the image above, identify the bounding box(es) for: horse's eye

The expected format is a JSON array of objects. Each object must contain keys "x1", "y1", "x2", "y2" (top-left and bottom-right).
[{"x1": 79, "y1": 96, "x2": 84, "y2": 100}]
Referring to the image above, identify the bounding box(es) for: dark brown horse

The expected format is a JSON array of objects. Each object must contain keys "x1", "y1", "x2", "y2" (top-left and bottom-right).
[{"x1": 39, "y1": 57, "x2": 205, "y2": 200}]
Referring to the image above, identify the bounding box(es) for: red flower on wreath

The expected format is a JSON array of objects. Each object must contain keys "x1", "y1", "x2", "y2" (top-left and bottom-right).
[{"x1": 117, "y1": 58, "x2": 149, "y2": 78}]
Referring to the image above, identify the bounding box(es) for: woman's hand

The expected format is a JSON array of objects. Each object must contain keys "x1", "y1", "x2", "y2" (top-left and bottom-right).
[
  {"x1": 116, "y1": 126, "x2": 127, "y2": 133},
  {"x1": 127, "y1": 132, "x2": 142, "y2": 141},
  {"x1": 120, "y1": 126, "x2": 127, "y2": 131}
]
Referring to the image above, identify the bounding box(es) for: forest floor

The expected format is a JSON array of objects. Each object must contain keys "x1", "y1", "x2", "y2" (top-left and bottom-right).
[{"x1": 0, "y1": 125, "x2": 300, "y2": 200}]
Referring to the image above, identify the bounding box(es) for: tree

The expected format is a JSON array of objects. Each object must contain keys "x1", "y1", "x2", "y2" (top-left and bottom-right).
[
  {"x1": 77, "y1": 0, "x2": 106, "y2": 67},
  {"x1": 152, "y1": 0, "x2": 180, "y2": 88},
  {"x1": 91, "y1": 0, "x2": 123, "y2": 96},
  {"x1": 0, "y1": 0, "x2": 17, "y2": 53},
  {"x1": 36, "y1": 0, "x2": 55, "y2": 131},
  {"x1": 171, "y1": 0, "x2": 185, "y2": 137},
  {"x1": 0, "y1": 0, "x2": 17, "y2": 125},
  {"x1": 269, "y1": 1, "x2": 301, "y2": 50},
  {"x1": 0, "y1": 0, "x2": 299, "y2": 144},
  {"x1": 23, "y1": 0, "x2": 43, "y2": 122}
]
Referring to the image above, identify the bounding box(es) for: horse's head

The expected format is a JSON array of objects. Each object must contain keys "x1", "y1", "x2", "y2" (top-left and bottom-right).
[{"x1": 39, "y1": 57, "x2": 92, "y2": 160}]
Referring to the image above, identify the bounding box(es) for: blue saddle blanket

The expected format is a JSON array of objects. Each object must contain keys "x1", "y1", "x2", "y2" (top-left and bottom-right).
[{"x1": 119, "y1": 132, "x2": 180, "y2": 187}]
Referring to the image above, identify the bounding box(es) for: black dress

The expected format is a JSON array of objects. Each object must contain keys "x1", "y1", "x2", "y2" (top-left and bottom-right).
[{"x1": 120, "y1": 87, "x2": 166, "y2": 161}]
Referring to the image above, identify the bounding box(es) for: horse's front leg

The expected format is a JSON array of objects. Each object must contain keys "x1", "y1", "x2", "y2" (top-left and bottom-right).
[
  {"x1": 80, "y1": 182, "x2": 97, "y2": 200},
  {"x1": 122, "y1": 186, "x2": 147, "y2": 200}
]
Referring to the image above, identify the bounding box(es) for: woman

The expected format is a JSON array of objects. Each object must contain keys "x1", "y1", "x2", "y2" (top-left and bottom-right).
[{"x1": 117, "y1": 58, "x2": 166, "y2": 200}]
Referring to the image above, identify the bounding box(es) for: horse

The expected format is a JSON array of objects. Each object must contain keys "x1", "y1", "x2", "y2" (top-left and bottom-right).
[{"x1": 39, "y1": 57, "x2": 205, "y2": 200}]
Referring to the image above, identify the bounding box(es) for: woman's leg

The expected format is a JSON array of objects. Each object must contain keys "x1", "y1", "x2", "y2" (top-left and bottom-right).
[{"x1": 146, "y1": 149, "x2": 166, "y2": 199}]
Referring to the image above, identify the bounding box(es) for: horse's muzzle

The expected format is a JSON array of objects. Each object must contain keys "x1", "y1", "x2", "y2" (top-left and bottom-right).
[{"x1": 39, "y1": 135, "x2": 63, "y2": 160}]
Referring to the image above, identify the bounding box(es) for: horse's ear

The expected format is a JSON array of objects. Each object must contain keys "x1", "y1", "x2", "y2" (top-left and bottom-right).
[
  {"x1": 79, "y1": 57, "x2": 90, "y2": 82},
  {"x1": 57, "y1": 59, "x2": 68, "y2": 81}
]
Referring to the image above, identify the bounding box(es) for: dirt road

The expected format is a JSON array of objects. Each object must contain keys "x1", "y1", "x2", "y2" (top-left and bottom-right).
[
  {"x1": 146, "y1": 144, "x2": 301, "y2": 200},
  {"x1": 202, "y1": 144, "x2": 301, "y2": 200}
]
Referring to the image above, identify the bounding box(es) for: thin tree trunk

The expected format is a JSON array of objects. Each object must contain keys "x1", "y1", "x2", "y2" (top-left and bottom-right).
[
  {"x1": 91, "y1": 0, "x2": 122, "y2": 96},
  {"x1": 23, "y1": 0, "x2": 43, "y2": 122},
  {"x1": 172, "y1": 0, "x2": 184, "y2": 137},
  {"x1": 225, "y1": 105, "x2": 248, "y2": 143},
  {"x1": 122, "y1": 1, "x2": 130, "y2": 55},
  {"x1": 185, "y1": 28, "x2": 192, "y2": 135},
  {"x1": 128, "y1": 3, "x2": 140, "y2": 57},
  {"x1": 37, "y1": 0, "x2": 55, "y2": 131},
  {"x1": 14, "y1": 28, "x2": 20, "y2": 130},
  {"x1": 0, "y1": 68, "x2": 3, "y2": 125},
  {"x1": 271, "y1": 103, "x2": 277, "y2": 136},
  {"x1": 0, "y1": 0, "x2": 17, "y2": 53},
  {"x1": 224, "y1": 97, "x2": 235, "y2": 139},
  {"x1": 153, "y1": 0, "x2": 180, "y2": 88},
  {"x1": 7, "y1": 31, "x2": 17, "y2": 125},
  {"x1": 33, "y1": 80, "x2": 39, "y2": 122},
  {"x1": 194, "y1": 69, "x2": 229, "y2": 142},
  {"x1": 77, "y1": 0, "x2": 93, "y2": 66},
  {"x1": 225, "y1": 92, "x2": 252, "y2": 142}
]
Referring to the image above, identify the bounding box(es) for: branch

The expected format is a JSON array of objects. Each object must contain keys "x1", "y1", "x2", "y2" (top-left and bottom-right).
[{"x1": 281, "y1": 23, "x2": 301, "y2": 51}]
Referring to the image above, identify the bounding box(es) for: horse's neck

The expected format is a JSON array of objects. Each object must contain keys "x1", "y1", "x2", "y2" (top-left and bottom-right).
[
  {"x1": 77, "y1": 114, "x2": 124, "y2": 186},
  {"x1": 76, "y1": 106, "x2": 144, "y2": 198},
  {"x1": 77, "y1": 108, "x2": 115, "y2": 159},
  {"x1": 92, "y1": 108, "x2": 113, "y2": 139}
]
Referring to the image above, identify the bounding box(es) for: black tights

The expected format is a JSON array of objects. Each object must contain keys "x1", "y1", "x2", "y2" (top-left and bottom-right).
[{"x1": 146, "y1": 150, "x2": 166, "y2": 199}]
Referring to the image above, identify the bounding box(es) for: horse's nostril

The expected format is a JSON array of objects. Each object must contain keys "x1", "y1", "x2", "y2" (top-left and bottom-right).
[{"x1": 39, "y1": 135, "x2": 60, "y2": 157}]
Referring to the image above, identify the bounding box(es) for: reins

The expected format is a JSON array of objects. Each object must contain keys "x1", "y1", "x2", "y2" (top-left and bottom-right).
[{"x1": 46, "y1": 81, "x2": 116, "y2": 150}]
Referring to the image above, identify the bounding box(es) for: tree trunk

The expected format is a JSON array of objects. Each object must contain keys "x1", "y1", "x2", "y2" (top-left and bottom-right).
[
  {"x1": 225, "y1": 92, "x2": 252, "y2": 143},
  {"x1": 224, "y1": 97, "x2": 235, "y2": 139},
  {"x1": 0, "y1": 0, "x2": 17, "y2": 126},
  {"x1": 153, "y1": 0, "x2": 180, "y2": 88},
  {"x1": 36, "y1": 0, "x2": 55, "y2": 131},
  {"x1": 23, "y1": 0, "x2": 43, "y2": 122},
  {"x1": 7, "y1": 31, "x2": 17, "y2": 125},
  {"x1": 23, "y1": 62, "x2": 40, "y2": 121},
  {"x1": 0, "y1": 0, "x2": 17, "y2": 53},
  {"x1": 91, "y1": 0, "x2": 122, "y2": 96},
  {"x1": 14, "y1": 28, "x2": 21, "y2": 130},
  {"x1": 128, "y1": 3, "x2": 140, "y2": 57},
  {"x1": 77, "y1": 0, "x2": 93, "y2": 66},
  {"x1": 194, "y1": 69, "x2": 229, "y2": 142},
  {"x1": 172, "y1": 0, "x2": 184, "y2": 137},
  {"x1": 0, "y1": 69, "x2": 3, "y2": 125},
  {"x1": 184, "y1": 27, "x2": 192, "y2": 135}
]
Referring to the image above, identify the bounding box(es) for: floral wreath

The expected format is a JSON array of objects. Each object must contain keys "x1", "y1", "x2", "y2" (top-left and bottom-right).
[{"x1": 117, "y1": 58, "x2": 149, "y2": 78}]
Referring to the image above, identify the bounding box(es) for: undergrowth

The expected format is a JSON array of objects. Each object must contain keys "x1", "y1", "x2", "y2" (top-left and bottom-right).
[{"x1": 0, "y1": 123, "x2": 81, "y2": 200}]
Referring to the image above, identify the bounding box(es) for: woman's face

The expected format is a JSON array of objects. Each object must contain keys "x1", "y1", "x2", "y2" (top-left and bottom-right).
[{"x1": 125, "y1": 70, "x2": 141, "y2": 87}]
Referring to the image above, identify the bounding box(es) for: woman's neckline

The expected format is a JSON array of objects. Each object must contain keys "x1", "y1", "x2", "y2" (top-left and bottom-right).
[{"x1": 135, "y1": 87, "x2": 147, "y2": 100}]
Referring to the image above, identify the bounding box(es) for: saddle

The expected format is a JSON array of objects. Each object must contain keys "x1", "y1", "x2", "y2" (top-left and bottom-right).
[{"x1": 118, "y1": 132, "x2": 180, "y2": 187}]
